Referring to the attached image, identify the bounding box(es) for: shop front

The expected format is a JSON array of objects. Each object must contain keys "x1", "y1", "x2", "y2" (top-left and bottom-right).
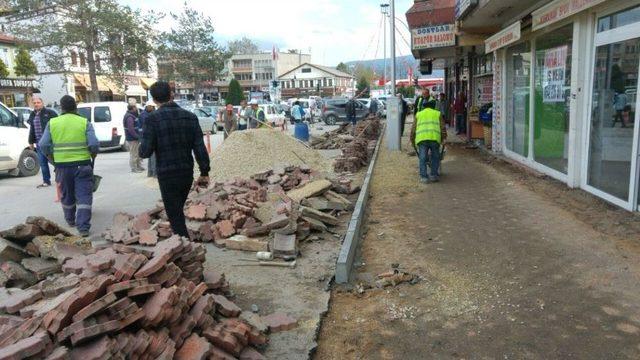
[
  {"x1": 0, "y1": 78, "x2": 38, "y2": 107},
  {"x1": 487, "y1": 0, "x2": 640, "y2": 210}
]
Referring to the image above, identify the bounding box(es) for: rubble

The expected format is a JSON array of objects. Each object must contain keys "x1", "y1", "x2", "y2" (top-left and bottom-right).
[{"x1": 0, "y1": 219, "x2": 291, "y2": 358}]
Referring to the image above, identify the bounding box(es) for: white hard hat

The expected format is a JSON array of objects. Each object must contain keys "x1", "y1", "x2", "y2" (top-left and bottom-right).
[
  {"x1": 145, "y1": 100, "x2": 155, "y2": 108},
  {"x1": 249, "y1": 99, "x2": 258, "y2": 105}
]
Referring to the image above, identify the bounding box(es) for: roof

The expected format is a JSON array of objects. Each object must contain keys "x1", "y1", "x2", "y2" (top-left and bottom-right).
[
  {"x1": 0, "y1": 33, "x2": 17, "y2": 45},
  {"x1": 278, "y1": 63, "x2": 354, "y2": 79}
]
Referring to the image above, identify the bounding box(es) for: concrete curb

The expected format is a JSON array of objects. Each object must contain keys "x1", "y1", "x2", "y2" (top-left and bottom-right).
[{"x1": 335, "y1": 124, "x2": 385, "y2": 284}]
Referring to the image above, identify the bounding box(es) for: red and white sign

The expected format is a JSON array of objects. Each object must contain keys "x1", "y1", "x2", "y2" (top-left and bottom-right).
[
  {"x1": 485, "y1": 21, "x2": 521, "y2": 53},
  {"x1": 533, "y1": 0, "x2": 606, "y2": 31},
  {"x1": 411, "y1": 24, "x2": 456, "y2": 50}
]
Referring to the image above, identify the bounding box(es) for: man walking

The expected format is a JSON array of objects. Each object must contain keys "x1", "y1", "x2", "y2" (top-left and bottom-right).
[
  {"x1": 346, "y1": 97, "x2": 357, "y2": 127},
  {"x1": 27, "y1": 95, "x2": 57, "y2": 188},
  {"x1": 410, "y1": 100, "x2": 446, "y2": 183},
  {"x1": 38, "y1": 95, "x2": 99, "y2": 236},
  {"x1": 139, "y1": 81, "x2": 210, "y2": 238},
  {"x1": 454, "y1": 91, "x2": 467, "y2": 135},
  {"x1": 123, "y1": 104, "x2": 143, "y2": 172}
]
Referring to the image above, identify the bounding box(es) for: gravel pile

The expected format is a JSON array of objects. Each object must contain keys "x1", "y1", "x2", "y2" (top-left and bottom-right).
[{"x1": 210, "y1": 129, "x2": 333, "y2": 182}]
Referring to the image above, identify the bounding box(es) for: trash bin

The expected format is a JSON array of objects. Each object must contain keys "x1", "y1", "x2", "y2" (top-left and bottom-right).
[{"x1": 294, "y1": 122, "x2": 309, "y2": 142}]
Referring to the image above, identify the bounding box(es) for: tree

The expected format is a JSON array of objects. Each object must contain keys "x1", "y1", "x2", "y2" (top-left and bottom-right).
[
  {"x1": 8, "y1": 0, "x2": 158, "y2": 102},
  {"x1": 356, "y1": 76, "x2": 370, "y2": 98},
  {"x1": 159, "y1": 3, "x2": 226, "y2": 101},
  {"x1": 13, "y1": 47, "x2": 37, "y2": 78},
  {"x1": 336, "y1": 62, "x2": 349, "y2": 74},
  {"x1": 227, "y1": 37, "x2": 259, "y2": 55},
  {"x1": 354, "y1": 66, "x2": 376, "y2": 86},
  {"x1": 0, "y1": 59, "x2": 9, "y2": 78},
  {"x1": 226, "y1": 79, "x2": 244, "y2": 105},
  {"x1": 398, "y1": 86, "x2": 415, "y2": 99}
]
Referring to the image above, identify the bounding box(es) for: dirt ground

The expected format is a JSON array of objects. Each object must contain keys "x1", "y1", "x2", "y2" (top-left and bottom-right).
[{"x1": 314, "y1": 129, "x2": 640, "y2": 359}]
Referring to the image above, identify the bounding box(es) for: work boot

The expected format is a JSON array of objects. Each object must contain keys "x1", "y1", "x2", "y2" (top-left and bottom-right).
[
  {"x1": 420, "y1": 177, "x2": 429, "y2": 184},
  {"x1": 79, "y1": 229, "x2": 90, "y2": 237}
]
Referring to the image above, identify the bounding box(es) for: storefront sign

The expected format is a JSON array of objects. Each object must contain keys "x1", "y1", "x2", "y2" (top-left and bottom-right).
[
  {"x1": 476, "y1": 76, "x2": 493, "y2": 105},
  {"x1": 485, "y1": 21, "x2": 521, "y2": 53},
  {"x1": 411, "y1": 24, "x2": 456, "y2": 50},
  {"x1": 542, "y1": 45, "x2": 568, "y2": 103},
  {"x1": 455, "y1": 0, "x2": 477, "y2": 19},
  {"x1": 0, "y1": 78, "x2": 37, "y2": 88},
  {"x1": 533, "y1": 0, "x2": 606, "y2": 31}
]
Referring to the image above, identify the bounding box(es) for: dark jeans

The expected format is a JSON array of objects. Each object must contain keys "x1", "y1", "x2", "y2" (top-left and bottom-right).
[
  {"x1": 455, "y1": 113, "x2": 466, "y2": 134},
  {"x1": 158, "y1": 175, "x2": 193, "y2": 238},
  {"x1": 55, "y1": 165, "x2": 93, "y2": 231},
  {"x1": 238, "y1": 124, "x2": 247, "y2": 131},
  {"x1": 36, "y1": 147, "x2": 51, "y2": 185},
  {"x1": 418, "y1": 141, "x2": 440, "y2": 179},
  {"x1": 347, "y1": 114, "x2": 356, "y2": 125},
  {"x1": 400, "y1": 115, "x2": 406, "y2": 137}
]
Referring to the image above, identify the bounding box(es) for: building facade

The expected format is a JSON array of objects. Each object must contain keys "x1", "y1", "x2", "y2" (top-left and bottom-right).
[
  {"x1": 278, "y1": 63, "x2": 354, "y2": 98},
  {"x1": 408, "y1": 0, "x2": 640, "y2": 211},
  {"x1": 0, "y1": 5, "x2": 157, "y2": 106},
  {"x1": 227, "y1": 52, "x2": 311, "y2": 93},
  {"x1": 0, "y1": 33, "x2": 37, "y2": 107}
]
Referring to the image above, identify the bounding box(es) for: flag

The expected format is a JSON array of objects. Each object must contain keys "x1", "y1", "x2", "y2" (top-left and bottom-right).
[
  {"x1": 407, "y1": 67, "x2": 413, "y2": 83},
  {"x1": 272, "y1": 45, "x2": 279, "y2": 60},
  {"x1": 378, "y1": 77, "x2": 385, "y2": 86}
]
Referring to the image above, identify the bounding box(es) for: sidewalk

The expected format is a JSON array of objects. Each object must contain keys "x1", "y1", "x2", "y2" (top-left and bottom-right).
[{"x1": 315, "y1": 128, "x2": 640, "y2": 359}]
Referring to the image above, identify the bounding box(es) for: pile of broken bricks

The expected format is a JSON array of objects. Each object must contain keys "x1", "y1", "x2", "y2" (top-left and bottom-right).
[
  {"x1": 0, "y1": 218, "x2": 299, "y2": 359},
  {"x1": 310, "y1": 119, "x2": 381, "y2": 174},
  {"x1": 102, "y1": 165, "x2": 355, "y2": 262}
]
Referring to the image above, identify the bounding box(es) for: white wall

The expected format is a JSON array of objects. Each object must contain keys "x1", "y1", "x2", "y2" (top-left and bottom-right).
[{"x1": 38, "y1": 73, "x2": 71, "y2": 106}]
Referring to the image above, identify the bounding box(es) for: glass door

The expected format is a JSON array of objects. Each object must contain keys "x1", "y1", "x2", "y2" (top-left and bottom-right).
[{"x1": 586, "y1": 5, "x2": 640, "y2": 209}]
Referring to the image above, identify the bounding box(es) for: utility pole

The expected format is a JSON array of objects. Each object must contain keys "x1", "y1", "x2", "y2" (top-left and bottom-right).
[
  {"x1": 386, "y1": 0, "x2": 400, "y2": 150},
  {"x1": 381, "y1": 2, "x2": 389, "y2": 95}
]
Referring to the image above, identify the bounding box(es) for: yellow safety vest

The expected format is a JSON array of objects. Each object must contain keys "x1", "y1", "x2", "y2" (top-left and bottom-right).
[
  {"x1": 414, "y1": 108, "x2": 442, "y2": 145},
  {"x1": 50, "y1": 113, "x2": 91, "y2": 164}
]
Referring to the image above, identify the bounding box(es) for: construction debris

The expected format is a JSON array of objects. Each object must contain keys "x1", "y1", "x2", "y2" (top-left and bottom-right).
[
  {"x1": 209, "y1": 129, "x2": 333, "y2": 182},
  {"x1": 0, "y1": 218, "x2": 288, "y2": 358}
]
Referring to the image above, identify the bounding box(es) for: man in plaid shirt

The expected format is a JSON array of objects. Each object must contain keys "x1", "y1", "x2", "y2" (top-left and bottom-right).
[{"x1": 139, "y1": 81, "x2": 210, "y2": 237}]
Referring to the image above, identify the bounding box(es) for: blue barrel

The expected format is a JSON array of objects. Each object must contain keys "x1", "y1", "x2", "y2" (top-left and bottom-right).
[{"x1": 294, "y1": 122, "x2": 309, "y2": 142}]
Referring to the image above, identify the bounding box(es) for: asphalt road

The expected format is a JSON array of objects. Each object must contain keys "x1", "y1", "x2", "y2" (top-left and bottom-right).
[{"x1": 0, "y1": 123, "x2": 337, "y2": 236}]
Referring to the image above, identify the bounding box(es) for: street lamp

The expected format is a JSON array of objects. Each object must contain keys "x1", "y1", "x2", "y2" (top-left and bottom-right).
[{"x1": 380, "y1": 2, "x2": 389, "y2": 95}]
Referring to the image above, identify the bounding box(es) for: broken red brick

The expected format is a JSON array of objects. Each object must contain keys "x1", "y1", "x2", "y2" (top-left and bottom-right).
[
  {"x1": 185, "y1": 204, "x2": 208, "y2": 221},
  {"x1": 128, "y1": 283, "x2": 161, "y2": 297},
  {"x1": 174, "y1": 333, "x2": 212, "y2": 360},
  {"x1": 216, "y1": 220, "x2": 236, "y2": 239},
  {"x1": 262, "y1": 312, "x2": 297, "y2": 332},
  {"x1": 239, "y1": 347, "x2": 266, "y2": 360},
  {"x1": 209, "y1": 346, "x2": 238, "y2": 360},
  {"x1": 131, "y1": 212, "x2": 152, "y2": 233},
  {"x1": 0, "y1": 332, "x2": 50, "y2": 359},
  {"x1": 134, "y1": 251, "x2": 171, "y2": 279},
  {"x1": 211, "y1": 294, "x2": 241, "y2": 317},
  {"x1": 139, "y1": 229, "x2": 159, "y2": 246}
]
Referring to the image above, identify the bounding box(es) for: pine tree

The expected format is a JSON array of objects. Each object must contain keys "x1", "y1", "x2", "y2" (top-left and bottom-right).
[
  {"x1": 356, "y1": 76, "x2": 370, "y2": 98},
  {"x1": 226, "y1": 79, "x2": 244, "y2": 105},
  {"x1": 0, "y1": 59, "x2": 9, "y2": 78},
  {"x1": 13, "y1": 48, "x2": 37, "y2": 78}
]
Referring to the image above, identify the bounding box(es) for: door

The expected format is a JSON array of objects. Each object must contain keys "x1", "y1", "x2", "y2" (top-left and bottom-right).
[
  {"x1": 585, "y1": 5, "x2": 640, "y2": 209},
  {"x1": 93, "y1": 105, "x2": 114, "y2": 143},
  {"x1": 0, "y1": 105, "x2": 22, "y2": 171}
]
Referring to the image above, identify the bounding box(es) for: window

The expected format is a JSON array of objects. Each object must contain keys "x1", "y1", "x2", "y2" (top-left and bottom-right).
[
  {"x1": 309, "y1": 80, "x2": 314, "y2": 88},
  {"x1": 93, "y1": 106, "x2": 111, "y2": 123},
  {"x1": 328, "y1": 79, "x2": 333, "y2": 87},
  {"x1": 77, "y1": 107, "x2": 91, "y2": 121},
  {"x1": 598, "y1": 5, "x2": 640, "y2": 32},
  {"x1": 301, "y1": 68, "x2": 311, "y2": 73},
  {"x1": 71, "y1": 51, "x2": 77, "y2": 66},
  {"x1": 505, "y1": 41, "x2": 531, "y2": 157},
  {"x1": 533, "y1": 24, "x2": 573, "y2": 174},
  {"x1": 0, "y1": 104, "x2": 16, "y2": 126}
]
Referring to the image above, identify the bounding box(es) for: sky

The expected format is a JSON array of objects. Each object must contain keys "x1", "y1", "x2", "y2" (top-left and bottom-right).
[{"x1": 122, "y1": 0, "x2": 414, "y2": 67}]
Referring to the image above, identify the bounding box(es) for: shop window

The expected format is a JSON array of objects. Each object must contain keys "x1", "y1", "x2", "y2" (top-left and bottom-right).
[
  {"x1": 505, "y1": 42, "x2": 531, "y2": 157},
  {"x1": 587, "y1": 36, "x2": 640, "y2": 201},
  {"x1": 93, "y1": 106, "x2": 111, "y2": 123},
  {"x1": 598, "y1": 5, "x2": 640, "y2": 32},
  {"x1": 533, "y1": 24, "x2": 573, "y2": 174}
]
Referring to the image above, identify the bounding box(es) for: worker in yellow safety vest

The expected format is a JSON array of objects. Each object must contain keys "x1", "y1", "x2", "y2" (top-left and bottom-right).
[
  {"x1": 410, "y1": 99, "x2": 447, "y2": 183},
  {"x1": 38, "y1": 95, "x2": 100, "y2": 236},
  {"x1": 414, "y1": 87, "x2": 435, "y2": 113}
]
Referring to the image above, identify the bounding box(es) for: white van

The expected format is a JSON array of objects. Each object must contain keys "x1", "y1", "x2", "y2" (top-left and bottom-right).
[
  {"x1": 77, "y1": 101, "x2": 127, "y2": 151},
  {"x1": 0, "y1": 102, "x2": 39, "y2": 176}
]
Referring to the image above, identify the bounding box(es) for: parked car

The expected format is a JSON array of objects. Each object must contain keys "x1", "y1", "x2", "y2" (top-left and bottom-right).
[
  {"x1": 190, "y1": 108, "x2": 218, "y2": 133},
  {"x1": 357, "y1": 98, "x2": 385, "y2": 118},
  {"x1": 0, "y1": 102, "x2": 39, "y2": 176},
  {"x1": 321, "y1": 98, "x2": 368, "y2": 125},
  {"x1": 76, "y1": 102, "x2": 127, "y2": 151},
  {"x1": 259, "y1": 104, "x2": 285, "y2": 126}
]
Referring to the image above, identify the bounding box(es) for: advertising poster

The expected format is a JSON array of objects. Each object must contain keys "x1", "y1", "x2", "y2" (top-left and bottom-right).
[{"x1": 543, "y1": 45, "x2": 568, "y2": 103}]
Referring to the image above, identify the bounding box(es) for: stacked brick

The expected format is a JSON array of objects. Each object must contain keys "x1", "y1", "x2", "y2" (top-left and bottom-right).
[
  {"x1": 101, "y1": 166, "x2": 354, "y2": 259},
  {"x1": 310, "y1": 119, "x2": 381, "y2": 173},
  {"x1": 0, "y1": 233, "x2": 280, "y2": 359}
]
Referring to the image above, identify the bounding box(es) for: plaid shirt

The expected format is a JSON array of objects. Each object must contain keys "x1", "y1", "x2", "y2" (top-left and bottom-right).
[{"x1": 139, "y1": 102, "x2": 210, "y2": 179}]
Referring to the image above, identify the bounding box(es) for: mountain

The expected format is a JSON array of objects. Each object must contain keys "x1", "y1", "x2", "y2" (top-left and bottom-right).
[{"x1": 343, "y1": 55, "x2": 444, "y2": 79}]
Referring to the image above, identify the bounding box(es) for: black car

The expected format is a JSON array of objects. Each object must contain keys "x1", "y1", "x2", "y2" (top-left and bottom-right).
[{"x1": 321, "y1": 99, "x2": 368, "y2": 125}]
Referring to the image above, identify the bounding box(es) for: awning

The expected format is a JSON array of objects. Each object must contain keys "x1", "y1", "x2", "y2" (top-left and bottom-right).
[
  {"x1": 73, "y1": 74, "x2": 91, "y2": 89},
  {"x1": 140, "y1": 77, "x2": 156, "y2": 89},
  {"x1": 97, "y1": 76, "x2": 123, "y2": 95},
  {"x1": 125, "y1": 84, "x2": 147, "y2": 97}
]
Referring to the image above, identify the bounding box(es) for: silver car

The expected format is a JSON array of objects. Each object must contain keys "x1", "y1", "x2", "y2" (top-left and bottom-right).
[{"x1": 191, "y1": 108, "x2": 217, "y2": 134}]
